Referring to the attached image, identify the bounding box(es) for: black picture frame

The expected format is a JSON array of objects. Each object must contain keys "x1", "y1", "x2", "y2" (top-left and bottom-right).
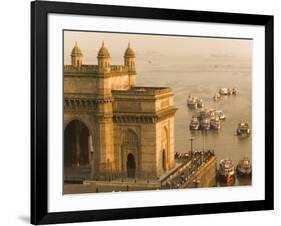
[{"x1": 31, "y1": 0, "x2": 274, "y2": 224}]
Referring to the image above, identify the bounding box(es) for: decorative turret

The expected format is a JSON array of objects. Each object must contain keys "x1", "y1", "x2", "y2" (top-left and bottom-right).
[
  {"x1": 71, "y1": 42, "x2": 83, "y2": 67},
  {"x1": 97, "y1": 41, "x2": 111, "y2": 73},
  {"x1": 124, "y1": 42, "x2": 136, "y2": 72}
]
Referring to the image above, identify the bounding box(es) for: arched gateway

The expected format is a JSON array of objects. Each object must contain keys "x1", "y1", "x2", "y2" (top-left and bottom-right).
[
  {"x1": 64, "y1": 120, "x2": 93, "y2": 180},
  {"x1": 64, "y1": 42, "x2": 176, "y2": 182}
]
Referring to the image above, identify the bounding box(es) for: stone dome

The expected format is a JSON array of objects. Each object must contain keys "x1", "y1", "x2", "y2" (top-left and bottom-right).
[
  {"x1": 71, "y1": 42, "x2": 83, "y2": 57},
  {"x1": 124, "y1": 42, "x2": 135, "y2": 58},
  {"x1": 97, "y1": 41, "x2": 110, "y2": 58}
]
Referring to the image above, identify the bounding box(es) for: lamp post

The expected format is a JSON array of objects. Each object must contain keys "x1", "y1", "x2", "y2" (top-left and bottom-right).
[{"x1": 189, "y1": 137, "x2": 195, "y2": 156}]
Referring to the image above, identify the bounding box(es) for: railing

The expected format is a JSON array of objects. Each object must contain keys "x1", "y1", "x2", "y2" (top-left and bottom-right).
[
  {"x1": 110, "y1": 65, "x2": 128, "y2": 72},
  {"x1": 64, "y1": 65, "x2": 99, "y2": 73},
  {"x1": 64, "y1": 64, "x2": 129, "y2": 73},
  {"x1": 112, "y1": 86, "x2": 173, "y2": 96}
]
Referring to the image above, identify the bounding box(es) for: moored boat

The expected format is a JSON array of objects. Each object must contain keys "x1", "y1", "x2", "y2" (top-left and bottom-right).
[
  {"x1": 210, "y1": 117, "x2": 221, "y2": 129},
  {"x1": 227, "y1": 88, "x2": 233, "y2": 95},
  {"x1": 187, "y1": 95, "x2": 198, "y2": 108},
  {"x1": 236, "y1": 121, "x2": 251, "y2": 136},
  {"x1": 189, "y1": 116, "x2": 200, "y2": 130},
  {"x1": 215, "y1": 110, "x2": 226, "y2": 120},
  {"x1": 196, "y1": 98, "x2": 205, "y2": 109},
  {"x1": 232, "y1": 88, "x2": 238, "y2": 95},
  {"x1": 207, "y1": 108, "x2": 215, "y2": 117},
  {"x1": 219, "y1": 88, "x2": 228, "y2": 95},
  {"x1": 236, "y1": 157, "x2": 252, "y2": 176},
  {"x1": 198, "y1": 109, "x2": 209, "y2": 121},
  {"x1": 218, "y1": 159, "x2": 235, "y2": 182},
  {"x1": 200, "y1": 118, "x2": 210, "y2": 130},
  {"x1": 213, "y1": 93, "x2": 221, "y2": 101}
]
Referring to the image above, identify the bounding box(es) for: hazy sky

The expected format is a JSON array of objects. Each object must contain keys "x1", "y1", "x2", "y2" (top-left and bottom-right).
[{"x1": 64, "y1": 30, "x2": 252, "y2": 65}]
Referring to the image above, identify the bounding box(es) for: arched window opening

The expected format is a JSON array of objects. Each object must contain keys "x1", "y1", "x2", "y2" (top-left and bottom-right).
[
  {"x1": 162, "y1": 149, "x2": 167, "y2": 172},
  {"x1": 161, "y1": 127, "x2": 169, "y2": 173},
  {"x1": 124, "y1": 129, "x2": 138, "y2": 146}
]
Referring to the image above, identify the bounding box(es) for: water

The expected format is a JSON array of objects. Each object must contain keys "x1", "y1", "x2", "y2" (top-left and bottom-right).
[{"x1": 136, "y1": 57, "x2": 252, "y2": 186}]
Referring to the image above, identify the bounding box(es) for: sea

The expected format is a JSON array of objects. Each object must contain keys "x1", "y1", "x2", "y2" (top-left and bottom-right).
[{"x1": 136, "y1": 55, "x2": 252, "y2": 186}]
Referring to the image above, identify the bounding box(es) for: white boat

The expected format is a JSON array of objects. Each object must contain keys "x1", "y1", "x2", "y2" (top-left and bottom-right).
[
  {"x1": 219, "y1": 88, "x2": 229, "y2": 95},
  {"x1": 215, "y1": 110, "x2": 226, "y2": 120},
  {"x1": 210, "y1": 117, "x2": 221, "y2": 129},
  {"x1": 189, "y1": 116, "x2": 200, "y2": 130},
  {"x1": 187, "y1": 95, "x2": 198, "y2": 108},
  {"x1": 218, "y1": 159, "x2": 235, "y2": 182}
]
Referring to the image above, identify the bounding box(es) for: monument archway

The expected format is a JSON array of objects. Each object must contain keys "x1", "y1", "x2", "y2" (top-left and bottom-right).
[
  {"x1": 122, "y1": 129, "x2": 139, "y2": 178},
  {"x1": 64, "y1": 119, "x2": 91, "y2": 167}
]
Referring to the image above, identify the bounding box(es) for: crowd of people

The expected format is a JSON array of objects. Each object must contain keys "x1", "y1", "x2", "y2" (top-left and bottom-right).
[{"x1": 162, "y1": 150, "x2": 215, "y2": 189}]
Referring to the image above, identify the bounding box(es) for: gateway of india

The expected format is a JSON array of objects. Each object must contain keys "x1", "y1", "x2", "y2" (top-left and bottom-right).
[{"x1": 64, "y1": 42, "x2": 177, "y2": 183}]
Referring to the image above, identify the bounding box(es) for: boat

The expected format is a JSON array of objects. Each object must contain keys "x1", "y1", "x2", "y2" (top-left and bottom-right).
[
  {"x1": 198, "y1": 109, "x2": 208, "y2": 121},
  {"x1": 236, "y1": 157, "x2": 252, "y2": 176},
  {"x1": 218, "y1": 159, "x2": 235, "y2": 182},
  {"x1": 187, "y1": 95, "x2": 198, "y2": 108},
  {"x1": 189, "y1": 116, "x2": 200, "y2": 130},
  {"x1": 210, "y1": 117, "x2": 221, "y2": 129},
  {"x1": 196, "y1": 98, "x2": 205, "y2": 109},
  {"x1": 200, "y1": 118, "x2": 210, "y2": 130},
  {"x1": 215, "y1": 110, "x2": 226, "y2": 120},
  {"x1": 236, "y1": 121, "x2": 251, "y2": 136},
  {"x1": 227, "y1": 88, "x2": 233, "y2": 95},
  {"x1": 219, "y1": 88, "x2": 229, "y2": 95},
  {"x1": 208, "y1": 109, "x2": 216, "y2": 118},
  {"x1": 213, "y1": 93, "x2": 221, "y2": 101},
  {"x1": 232, "y1": 88, "x2": 238, "y2": 95}
]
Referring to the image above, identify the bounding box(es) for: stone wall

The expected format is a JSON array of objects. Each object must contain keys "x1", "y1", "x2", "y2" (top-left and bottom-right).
[{"x1": 184, "y1": 157, "x2": 217, "y2": 188}]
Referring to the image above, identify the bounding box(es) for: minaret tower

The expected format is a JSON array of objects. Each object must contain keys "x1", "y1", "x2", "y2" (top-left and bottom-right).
[
  {"x1": 97, "y1": 41, "x2": 111, "y2": 73},
  {"x1": 94, "y1": 41, "x2": 115, "y2": 180},
  {"x1": 124, "y1": 42, "x2": 136, "y2": 72},
  {"x1": 124, "y1": 42, "x2": 136, "y2": 86},
  {"x1": 71, "y1": 42, "x2": 83, "y2": 67}
]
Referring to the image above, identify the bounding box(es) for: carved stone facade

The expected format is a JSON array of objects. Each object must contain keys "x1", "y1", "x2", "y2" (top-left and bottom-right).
[{"x1": 64, "y1": 42, "x2": 177, "y2": 181}]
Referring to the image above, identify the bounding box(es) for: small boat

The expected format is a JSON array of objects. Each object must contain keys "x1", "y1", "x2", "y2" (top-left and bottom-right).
[
  {"x1": 198, "y1": 109, "x2": 209, "y2": 121},
  {"x1": 236, "y1": 121, "x2": 251, "y2": 136},
  {"x1": 200, "y1": 118, "x2": 210, "y2": 130},
  {"x1": 213, "y1": 93, "x2": 221, "y2": 101},
  {"x1": 236, "y1": 158, "x2": 252, "y2": 176},
  {"x1": 227, "y1": 88, "x2": 233, "y2": 95},
  {"x1": 232, "y1": 88, "x2": 238, "y2": 95},
  {"x1": 215, "y1": 110, "x2": 226, "y2": 120},
  {"x1": 189, "y1": 116, "x2": 200, "y2": 130},
  {"x1": 196, "y1": 98, "x2": 205, "y2": 109},
  {"x1": 210, "y1": 117, "x2": 221, "y2": 129},
  {"x1": 208, "y1": 109, "x2": 216, "y2": 118},
  {"x1": 219, "y1": 88, "x2": 229, "y2": 95},
  {"x1": 187, "y1": 95, "x2": 198, "y2": 108},
  {"x1": 218, "y1": 159, "x2": 235, "y2": 182}
]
